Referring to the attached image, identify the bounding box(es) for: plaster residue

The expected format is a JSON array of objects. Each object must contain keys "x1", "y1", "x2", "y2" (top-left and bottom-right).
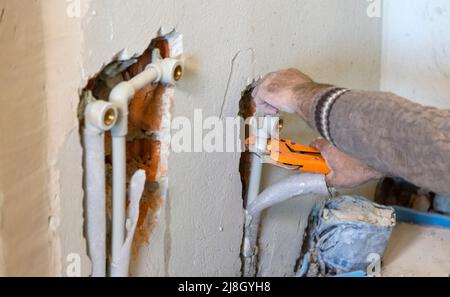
[
  {"x1": 124, "y1": 36, "x2": 175, "y2": 256},
  {"x1": 238, "y1": 84, "x2": 257, "y2": 205},
  {"x1": 80, "y1": 33, "x2": 180, "y2": 266},
  {"x1": 238, "y1": 84, "x2": 257, "y2": 275},
  {"x1": 322, "y1": 198, "x2": 395, "y2": 227}
]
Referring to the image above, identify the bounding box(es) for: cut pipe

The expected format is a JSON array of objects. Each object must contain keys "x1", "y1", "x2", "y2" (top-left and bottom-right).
[
  {"x1": 110, "y1": 170, "x2": 146, "y2": 277},
  {"x1": 109, "y1": 57, "x2": 183, "y2": 275},
  {"x1": 83, "y1": 100, "x2": 118, "y2": 277}
]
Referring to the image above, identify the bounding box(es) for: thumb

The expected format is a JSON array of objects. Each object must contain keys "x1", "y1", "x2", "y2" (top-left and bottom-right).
[
  {"x1": 324, "y1": 172, "x2": 337, "y2": 187},
  {"x1": 310, "y1": 138, "x2": 331, "y2": 152},
  {"x1": 311, "y1": 138, "x2": 334, "y2": 178}
]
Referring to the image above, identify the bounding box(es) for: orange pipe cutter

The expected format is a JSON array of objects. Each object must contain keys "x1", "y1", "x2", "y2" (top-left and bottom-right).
[{"x1": 266, "y1": 138, "x2": 331, "y2": 175}]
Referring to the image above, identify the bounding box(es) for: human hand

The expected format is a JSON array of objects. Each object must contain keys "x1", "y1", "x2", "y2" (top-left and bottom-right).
[
  {"x1": 311, "y1": 138, "x2": 383, "y2": 188},
  {"x1": 252, "y1": 68, "x2": 330, "y2": 119}
]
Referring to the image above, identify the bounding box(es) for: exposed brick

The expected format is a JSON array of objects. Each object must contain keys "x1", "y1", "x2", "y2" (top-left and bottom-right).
[{"x1": 81, "y1": 37, "x2": 172, "y2": 258}]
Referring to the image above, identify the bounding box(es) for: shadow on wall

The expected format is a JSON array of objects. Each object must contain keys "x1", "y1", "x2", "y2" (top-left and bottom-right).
[{"x1": 0, "y1": 1, "x2": 52, "y2": 276}]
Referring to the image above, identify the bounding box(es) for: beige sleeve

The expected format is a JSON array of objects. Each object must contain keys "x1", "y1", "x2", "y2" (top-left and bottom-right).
[{"x1": 309, "y1": 90, "x2": 450, "y2": 195}]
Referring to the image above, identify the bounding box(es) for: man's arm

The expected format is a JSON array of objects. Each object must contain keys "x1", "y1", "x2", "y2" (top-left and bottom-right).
[
  {"x1": 309, "y1": 90, "x2": 450, "y2": 194},
  {"x1": 252, "y1": 68, "x2": 450, "y2": 194}
]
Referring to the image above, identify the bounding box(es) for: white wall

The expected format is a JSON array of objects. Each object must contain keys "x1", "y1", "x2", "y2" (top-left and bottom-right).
[
  {"x1": 81, "y1": 0, "x2": 381, "y2": 276},
  {"x1": 381, "y1": 0, "x2": 450, "y2": 108},
  {"x1": 0, "y1": 0, "x2": 381, "y2": 276},
  {"x1": 0, "y1": 0, "x2": 52, "y2": 276}
]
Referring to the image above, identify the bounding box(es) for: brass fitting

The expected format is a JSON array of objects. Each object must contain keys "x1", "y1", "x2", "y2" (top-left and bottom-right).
[
  {"x1": 174, "y1": 65, "x2": 183, "y2": 81},
  {"x1": 104, "y1": 108, "x2": 117, "y2": 127}
]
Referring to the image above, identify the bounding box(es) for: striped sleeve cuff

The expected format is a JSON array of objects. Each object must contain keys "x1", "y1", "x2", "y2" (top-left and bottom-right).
[{"x1": 313, "y1": 88, "x2": 350, "y2": 146}]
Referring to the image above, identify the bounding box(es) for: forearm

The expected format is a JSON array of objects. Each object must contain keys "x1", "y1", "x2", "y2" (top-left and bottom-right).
[{"x1": 306, "y1": 89, "x2": 450, "y2": 194}]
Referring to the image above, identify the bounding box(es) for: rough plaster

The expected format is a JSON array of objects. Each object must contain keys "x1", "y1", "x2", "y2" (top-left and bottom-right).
[{"x1": 0, "y1": 0, "x2": 382, "y2": 276}]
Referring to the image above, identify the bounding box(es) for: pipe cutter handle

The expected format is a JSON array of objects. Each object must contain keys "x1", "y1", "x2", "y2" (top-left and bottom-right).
[{"x1": 267, "y1": 139, "x2": 331, "y2": 175}]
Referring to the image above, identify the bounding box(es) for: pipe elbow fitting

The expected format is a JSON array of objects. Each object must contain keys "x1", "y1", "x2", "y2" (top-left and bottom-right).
[
  {"x1": 109, "y1": 82, "x2": 136, "y2": 137},
  {"x1": 85, "y1": 101, "x2": 118, "y2": 135},
  {"x1": 109, "y1": 82, "x2": 135, "y2": 108},
  {"x1": 149, "y1": 58, "x2": 184, "y2": 86}
]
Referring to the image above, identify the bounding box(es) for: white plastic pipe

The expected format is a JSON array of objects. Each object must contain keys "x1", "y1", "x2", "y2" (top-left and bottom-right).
[
  {"x1": 246, "y1": 153, "x2": 263, "y2": 215},
  {"x1": 242, "y1": 153, "x2": 263, "y2": 277},
  {"x1": 242, "y1": 116, "x2": 279, "y2": 277},
  {"x1": 245, "y1": 116, "x2": 280, "y2": 207},
  {"x1": 111, "y1": 136, "x2": 127, "y2": 263},
  {"x1": 109, "y1": 58, "x2": 182, "y2": 274},
  {"x1": 243, "y1": 174, "x2": 329, "y2": 277},
  {"x1": 84, "y1": 101, "x2": 117, "y2": 277},
  {"x1": 247, "y1": 174, "x2": 330, "y2": 217}
]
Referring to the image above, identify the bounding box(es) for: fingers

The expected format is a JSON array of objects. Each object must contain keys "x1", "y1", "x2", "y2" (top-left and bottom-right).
[
  {"x1": 252, "y1": 72, "x2": 272, "y2": 99},
  {"x1": 311, "y1": 138, "x2": 335, "y2": 184},
  {"x1": 324, "y1": 172, "x2": 336, "y2": 187},
  {"x1": 312, "y1": 137, "x2": 384, "y2": 188},
  {"x1": 252, "y1": 75, "x2": 280, "y2": 114},
  {"x1": 253, "y1": 90, "x2": 279, "y2": 114},
  {"x1": 251, "y1": 68, "x2": 311, "y2": 115},
  {"x1": 259, "y1": 102, "x2": 279, "y2": 115},
  {"x1": 251, "y1": 86, "x2": 258, "y2": 98},
  {"x1": 252, "y1": 72, "x2": 273, "y2": 97}
]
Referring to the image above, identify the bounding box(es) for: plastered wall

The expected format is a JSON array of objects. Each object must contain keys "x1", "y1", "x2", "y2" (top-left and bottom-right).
[
  {"x1": 0, "y1": 0, "x2": 52, "y2": 276},
  {"x1": 81, "y1": 0, "x2": 381, "y2": 276},
  {"x1": 0, "y1": 0, "x2": 89, "y2": 276},
  {"x1": 381, "y1": 0, "x2": 450, "y2": 108},
  {"x1": 0, "y1": 0, "x2": 381, "y2": 276}
]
